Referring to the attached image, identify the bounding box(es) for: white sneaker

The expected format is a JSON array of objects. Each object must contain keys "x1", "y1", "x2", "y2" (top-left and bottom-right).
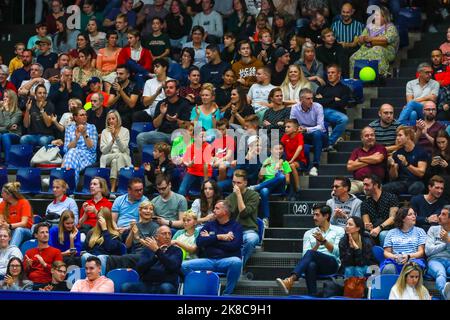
[
  {"x1": 42, "y1": 178, "x2": 50, "y2": 188},
  {"x1": 444, "y1": 282, "x2": 450, "y2": 300},
  {"x1": 428, "y1": 25, "x2": 438, "y2": 33},
  {"x1": 263, "y1": 218, "x2": 269, "y2": 228},
  {"x1": 309, "y1": 167, "x2": 318, "y2": 176}
]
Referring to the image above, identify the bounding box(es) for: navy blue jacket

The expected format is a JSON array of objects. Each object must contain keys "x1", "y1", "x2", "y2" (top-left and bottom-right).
[
  {"x1": 136, "y1": 245, "x2": 183, "y2": 286},
  {"x1": 85, "y1": 230, "x2": 123, "y2": 256},
  {"x1": 197, "y1": 219, "x2": 243, "y2": 259},
  {"x1": 200, "y1": 60, "x2": 231, "y2": 88}
]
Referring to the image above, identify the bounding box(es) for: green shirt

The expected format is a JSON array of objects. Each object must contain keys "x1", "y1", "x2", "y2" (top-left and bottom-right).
[
  {"x1": 171, "y1": 136, "x2": 193, "y2": 158},
  {"x1": 261, "y1": 156, "x2": 292, "y2": 182},
  {"x1": 225, "y1": 189, "x2": 260, "y2": 232}
]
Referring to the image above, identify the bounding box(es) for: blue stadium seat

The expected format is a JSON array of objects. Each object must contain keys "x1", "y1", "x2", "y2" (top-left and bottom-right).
[
  {"x1": 142, "y1": 145, "x2": 154, "y2": 163},
  {"x1": 74, "y1": 167, "x2": 110, "y2": 196},
  {"x1": 115, "y1": 167, "x2": 145, "y2": 195},
  {"x1": 130, "y1": 122, "x2": 154, "y2": 151},
  {"x1": 16, "y1": 168, "x2": 42, "y2": 194},
  {"x1": 106, "y1": 268, "x2": 139, "y2": 293},
  {"x1": 41, "y1": 168, "x2": 76, "y2": 195},
  {"x1": 0, "y1": 168, "x2": 8, "y2": 190},
  {"x1": 372, "y1": 246, "x2": 385, "y2": 264},
  {"x1": 7, "y1": 144, "x2": 33, "y2": 169},
  {"x1": 181, "y1": 271, "x2": 221, "y2": 296},
  {"x1": 368, "y1": 274, "x2": 399, "y2": 299},
  {"x1": 20, "y1": 239, "x2": 38, "y2": 255}
]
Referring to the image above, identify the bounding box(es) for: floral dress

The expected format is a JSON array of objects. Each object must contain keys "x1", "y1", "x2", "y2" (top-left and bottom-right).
[{"x1": 349, "y1": 23, "x2": 399, "y2": 78}]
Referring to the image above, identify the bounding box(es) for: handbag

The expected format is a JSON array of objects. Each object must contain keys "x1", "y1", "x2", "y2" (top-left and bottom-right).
[
  {"x1": 30, "y1": 145, "x2": 63, "y2": 167},
  {"x1": 343, "y1": 277, "x2": 366, "y2": 298}
]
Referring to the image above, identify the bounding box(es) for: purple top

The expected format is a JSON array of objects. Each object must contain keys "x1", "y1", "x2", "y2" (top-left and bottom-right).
[{"x1": 290, "y1": 102, "x2": 326, "y2": 133}]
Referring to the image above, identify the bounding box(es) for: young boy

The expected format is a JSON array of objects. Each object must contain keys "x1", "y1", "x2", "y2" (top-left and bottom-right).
[
  {"x1": 27, "y1": 23, "x2": 53, "y2": 57},
  {"x1": 172, "y1": 210, "x2": 199, "y2": 260},
  {"x1": 221, "y1": 32, "x2": 237, "y2": 64},
  {"x1": 254, "y1": 28, "x2": 276, "y2": 65},
  {"x1": 178, "y1": 128, "x2": 213, "y2": 197},
  {"x1": 171, "y1": 121, "x2": 194, "y2": 165},
  {"x1": 281, "y1": 119, "x2": 307, "y2": 198},
  {"x1": 232, "y1": 40, "x2": 264, "y2": 90},
  {"x1": 36, "y1": 38, "x2": 58, "y2": 71},
  {"x1": 212, "y1": 119, "x2": 235, "y2": 181},
  {"x1": 144, "y1": 142, "x2": 176, "y2": 194},
  {"x1": 247, "y1": 66, "x2": 276, "y2": 122},
  {"x1": 251, "y1": 143, "x2": 291, "y2": 226},
  {"x1": 143, "y1": 17, "x2": 170, "y2": 60},
  {"x1": 9, "y1": 43, "x2": 25, "y2": 75}
]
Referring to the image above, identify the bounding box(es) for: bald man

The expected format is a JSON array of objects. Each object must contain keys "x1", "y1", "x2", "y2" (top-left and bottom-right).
[{"x1": 369, "y1": 104, "x2": 401, "y2": 154}]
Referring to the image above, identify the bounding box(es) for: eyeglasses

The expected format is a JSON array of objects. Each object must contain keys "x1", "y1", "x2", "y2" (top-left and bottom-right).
[
  {"x1": 55, "y1": 269, "x2": 67, "y2": 274},
  {"x1": 132, "y1": 188, "x2": 144, "y2": 192},
  {"x1": 157, "y1": 185, "x2": 168, "y2": 191},
  {"x1": 423, "y1": 109, "x2": 436, "y2": 112},
  {"x1": 10, "y1": 264, "x2": 22, "y2": 268}
]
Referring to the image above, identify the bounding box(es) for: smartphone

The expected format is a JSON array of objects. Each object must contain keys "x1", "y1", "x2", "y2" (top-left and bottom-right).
[
  {"x1": 433, "y1": 156, "x2": 442, "y2": 161},
  {"x1": 69, "y1": 248, "x2": 77, "y2": 253}
]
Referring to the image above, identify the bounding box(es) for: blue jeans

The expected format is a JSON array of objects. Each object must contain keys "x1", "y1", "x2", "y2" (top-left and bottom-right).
[
  {"x1": 178, "y1": 173, "x2": 204, "y2": 196},
  {"x1": 242, "y1": 230, "x2": 260, "y2": 266},
  {"x1": 324, "y1": 108, "x2": 349, "y2": 145},
  {"x1": 137, "y1": 131, "x2": 171, "y2": 150},
  {"x1": 381, "y1": 258, "x2": 427, "y2": 274},
  {"x1": 382, "y1": 180, "x2": 425, "y2": 196},
  {"x1": 378, "y1": 230, "x2": 389, "y2": 247},
  {"x1": 303, "y1": 130, "x2": 329, "y2": 167},
  {"x1": 293, "y1": 250, "x2": 339, "y2": 295},
  {"x1": 254, "y1": 173, "x2": 286, "y2": 219},
  {"x1": 427, "y1": 258, "x2": 450, "y2": 297},
  {"x1": 398, "y1": 101, "x2": 423, "y2": 124},
  {"x1": 81, "y1": 253, "x2": 109, "y2": 275},
  {"x1": 0, "y1": 133, "x2": 20, "y2": 163},
  {"x1": 182, "y1": 257, "x2": 242, "y2": 294},
  {"x1": 124, "y1": 60, "x2": 150, "y2": 90},
  {"x1": 122, "y1": 281, "x2": 177, "y2": 294},
  {"x1": 20, "y1": 134, "x2": 54, "y2": 147},
  {"x1": 10, "y1": 227, "x2": 32, "y2": 248},
  {"x1": 344, "y1": 266, "x2": 369, "y2": 278}
]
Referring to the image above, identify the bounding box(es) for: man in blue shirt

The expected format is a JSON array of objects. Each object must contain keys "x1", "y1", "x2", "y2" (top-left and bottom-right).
[
  {"x1": 181, "y1": 200, "x2": 243, "y2": 295},
  {"x1": 10, "y1": 49, "x2": 33, "y2": 90}
]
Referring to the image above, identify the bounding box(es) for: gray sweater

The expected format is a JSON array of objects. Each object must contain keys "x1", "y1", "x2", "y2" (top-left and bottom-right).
[
  {"x1": 0, "y1": 245, "x2": 23, "y2": 277},
  {"x1": 327, "y1": 194, "x2": 362, "y2": 228},
  {"x1": 425, "y1": 225, "x2": 450, "y2": 261},
  {"x1": 0, "y1": 109, "x2": 22, "y2": 135}
]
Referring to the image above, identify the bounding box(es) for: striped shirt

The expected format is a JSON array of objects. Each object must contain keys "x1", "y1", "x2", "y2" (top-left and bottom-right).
[
  {"x1": 384, "y1": 226, "x2": 427, "y2": 254},
  {"x1": 331, "y1": 19, "x2": 364, "y2": 44},
  {"x1": 369, "y1": 119, "x2": 400, "y2": 146}
]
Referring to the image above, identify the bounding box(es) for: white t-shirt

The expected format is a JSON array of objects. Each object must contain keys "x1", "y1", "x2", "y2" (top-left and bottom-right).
[
  {"x1": 247, "y1": 83, "x2": 275, "y2": 113},
  {"x1": 142, "y1": 76, "x2": 172, "y2": 117}
]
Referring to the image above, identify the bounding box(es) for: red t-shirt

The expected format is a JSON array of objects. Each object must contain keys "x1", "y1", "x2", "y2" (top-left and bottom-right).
[
  {"x1": 0, "y1": 198, "x2": 32, "y2": 229},
  {"x1": 24, "y1": 246, "x2": 62, "y2": 284},
  {"x1": 349, "y1": 144, "x2": 387, "y2": 181},
  {"x1": 183, "y1": 142, "x2": 213, "y2": 177},
  {"x1": 79, "y1": 197, "x2": 113, "y2": 227},
  {"x1": 281, "y1": 132, "x2": 307, "y2": 164},
  {"x1": 212, "y1": 135, "x2": 235, "y2": 159}
]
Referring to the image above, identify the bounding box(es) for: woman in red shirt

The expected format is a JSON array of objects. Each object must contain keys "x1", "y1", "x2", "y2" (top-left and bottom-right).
[
  {"x1": 77, "y1": 177, "x2": 112, "y2": 235},
  {"x1": 0, "y1": 182, "x2": 33, "y2": 248}
]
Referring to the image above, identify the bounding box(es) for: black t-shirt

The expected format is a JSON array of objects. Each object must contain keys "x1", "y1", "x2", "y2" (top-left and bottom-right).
[
  {"x1": 37, "y1": 52, "x2": 59, "y2": 72},
  {"x1": 110, "y1": 81, "x2": 140, "y2": 115},
  {"x1": 223, "y1": 104, "x2": 255, "y2": 126},
  {"x1": 87, "y1": 108, "x2": 107, "y2": 133},
  {"x1": 154, "y1": 96, "x2": 192, "y2": 134},
  {"x1": 29, "y1": 101, "x2": 56, "y2": 135},
  {"x1": 269, "y1": 63, "x2": 289, "y2": 86},
  {"x1": 215, "y1": 86, "x2": 232, "y2": 108},
  {"x1": 297, "y1": 25, "x2": 324, "y2": 45},
  {"x1": 393, "y1": 146, "x2": 429, "y2": 182},
  {"x1": 361, "y1": 191, "x2": 399, "y2": 228}
]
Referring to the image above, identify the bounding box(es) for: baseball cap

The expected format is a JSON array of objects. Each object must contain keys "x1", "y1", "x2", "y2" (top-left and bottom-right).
[
  {"x1": 37, "y1": 38, "x2": 51, "y2": 45},
  {"x1": 273, "y1": 46, "x2": 289, "y2": 61},
  {"x1": 87, "y1": 77, "x2": 101, "y2": 86}
]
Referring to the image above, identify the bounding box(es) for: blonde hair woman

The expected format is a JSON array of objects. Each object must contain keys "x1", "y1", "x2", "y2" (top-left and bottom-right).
[
  {"x1": 190, "y1": 83, "x2": 222, "y2": 131},
  {"x1": 0, "y1": 89, "x2": 23, "y2": 164},
  {"x1": 0, "y1": 182, "x2": 32, "y2": 247},
  {"x1": 389, "y1": 262, "x2": 431, "y2": 300},
  {"x1": 45, "y1": 179, "x2": 79, "y2": 224},
  {"x1": 125, "y1": 200, "x2": 159, "y2": 254},
  {"x1": 82, "y1": 207, "x2": 122, "y2": 275},
  {"x1": 296, "y1": 42, "x2": 325, "y2": 89},
  {"x1": 100, "y1": 110, "x2": 131, "y2": 193},
  {"x1": 48, "y1": 210, "x2": 81, "y2": 266},
  {"x1": 280, "y1": 64, "x2": 312, "y2": 106}
]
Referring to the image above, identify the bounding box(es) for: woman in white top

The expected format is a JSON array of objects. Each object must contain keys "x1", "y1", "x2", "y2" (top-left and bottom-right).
[
  {"x1": 280, "y1": 64, "x2": 312, "y2": 106},
  {"x1": 100, "y1": 110, "x2": 131, "y2": 193},
  {"x1": 190, "y1": 179, "x2": 220, "y2": 228},
  {"x1": 389, "y1": 262, "x2": 431, "y2": 300}
]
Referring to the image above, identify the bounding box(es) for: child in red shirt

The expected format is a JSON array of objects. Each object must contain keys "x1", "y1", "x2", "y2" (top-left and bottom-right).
[
  {"x1": 178, "y1": 128, "x2": 213, "y2": 196},
  {"x1": 281, "y1": 119, "x2": 307, "y2": 194},
  {"x1": 212, "y1": 119, "x2": 235, "y2": 181}
]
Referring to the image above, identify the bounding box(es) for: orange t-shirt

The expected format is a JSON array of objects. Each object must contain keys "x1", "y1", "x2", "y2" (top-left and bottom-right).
[{"x1": 0, "y1": 198, "x2": 33, "y2": 229}]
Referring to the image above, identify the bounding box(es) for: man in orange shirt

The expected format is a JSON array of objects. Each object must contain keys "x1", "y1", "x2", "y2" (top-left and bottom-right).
[{"x1": 71, "y1": 256, "x2": 114, "y2": 293}]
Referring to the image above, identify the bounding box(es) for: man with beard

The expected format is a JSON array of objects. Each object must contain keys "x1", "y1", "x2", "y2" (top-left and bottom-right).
[
  {"x1": 361, "y1": 175, "x2": 399, "y2": 246},
  {"x1": 297, "y1": 11, "x2": 327, "y2": 46},
  {"x1": 384, "y1": 126, "x2": 429, "y2": 196},
  {"x1": 414, "y1": 101, "x2": 444, "y2": 153},
  {"x1": 107, "y1": 64, "x2": 140, "y2": 129},
  {"x1": 347, "y1": 126, "x2": 387, "y2": 194},
  {"x1": 369, "y1": 104, "x2": 401, "y2": 154},
  {"x1": 331, "y1": 2, "x2": 364, "y2": 56},
  {"x1": 10, "y1": 49, "x2": 33, "y2": 90},
  {"x1": 431, "y1": 49, "x2": 450, "y2": 121}
]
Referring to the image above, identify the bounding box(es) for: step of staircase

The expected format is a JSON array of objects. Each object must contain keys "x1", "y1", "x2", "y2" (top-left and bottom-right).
[
  {"x1": 362, "y1": 107, "x2": 402, "y2": 118},
  {"x1": 377, "y1": 87, "x2": 405, "y2": 98},
  {"x1": 327, "y1": 152, "x2": 353, "y2": 164},
  {"x1": 283, "y1": 214, "x2": 316, "y2": 228},
  {"x1": 308, "y1": 175, "x2": 351, "y2": 188},
  {"x1": 335, "y1": 141, "x2": 362, "y2": 152},
  {"x1": 385, "y1": 78, "x2": 410, "y2": 87},
  {"x1": 354, "y1": 118, "x2": 376, "y2": 129},
  {"x1": 370, "y1": 97, "x2": 405, "y2": 109},
  {"x1": 265, "y1": 227, "x2": 309, "y2": 239},
  {"x1": 263, "y1": 238, "x2": 303, "y2": 252}
]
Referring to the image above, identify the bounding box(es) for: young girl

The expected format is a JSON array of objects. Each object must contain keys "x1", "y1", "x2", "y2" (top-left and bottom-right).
[
  {"x1": 389, "y1": 262, "x2": 431, "y2": 300},
  {"x1": 190, "y1": 179, "x2": 221, "y2": 228},
  {"x1": 171, "y1": 210, "x2": 199, "y2": 260},
  {"x1": 49, "y1": 210, "x2": 81, "y2": 266}
]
